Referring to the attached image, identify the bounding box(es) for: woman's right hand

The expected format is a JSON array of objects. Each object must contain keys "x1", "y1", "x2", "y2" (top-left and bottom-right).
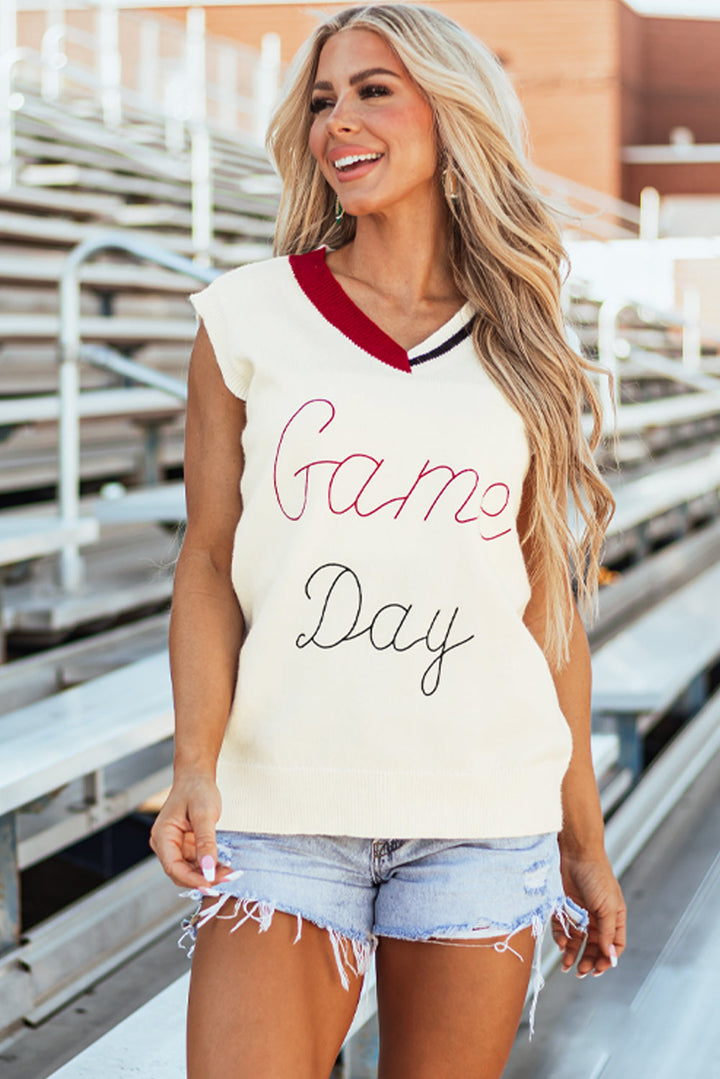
[{"x1": 149, "y1": 773, "x2": 233, "y2": 890}]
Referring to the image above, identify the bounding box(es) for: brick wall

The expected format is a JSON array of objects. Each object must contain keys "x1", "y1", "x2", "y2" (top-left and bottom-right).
[
  {"x1": 620, "y1": 14, "x2": 720, "y2": 199},
  {"x1": 618, "y1": 1, "x2": 644, "y2": 147},
  {"x1": 641, "y1": 17, "x2": 720, "y2": 146},
  {"x1": 623, "y1": 163, "x2": 720, "y2": 204}
]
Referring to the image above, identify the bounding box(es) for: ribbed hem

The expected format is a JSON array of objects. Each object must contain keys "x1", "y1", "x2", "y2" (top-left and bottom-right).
[{"x1": 215, "y1": 762, "x2": 565, "y2": 839}]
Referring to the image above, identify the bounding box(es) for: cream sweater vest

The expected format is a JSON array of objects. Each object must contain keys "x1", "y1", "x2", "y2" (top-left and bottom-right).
[{"x1": 190, "y1": 248, "x2": 572, "y2": 838}]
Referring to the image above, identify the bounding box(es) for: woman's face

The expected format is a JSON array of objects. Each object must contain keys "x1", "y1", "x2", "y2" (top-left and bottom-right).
[{"x1": 308, "y1": 28, "x2": 439, "y2": 219}]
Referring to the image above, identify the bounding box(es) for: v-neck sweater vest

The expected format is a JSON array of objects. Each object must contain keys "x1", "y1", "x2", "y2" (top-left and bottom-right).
[{"x1": 189, "y1": 250, "x2": 572, "y2": 839}]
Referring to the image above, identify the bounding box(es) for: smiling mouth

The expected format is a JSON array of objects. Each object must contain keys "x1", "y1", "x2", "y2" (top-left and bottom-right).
[{"x1": 333, "y1": 152, "x2": 383, "y2": 173}]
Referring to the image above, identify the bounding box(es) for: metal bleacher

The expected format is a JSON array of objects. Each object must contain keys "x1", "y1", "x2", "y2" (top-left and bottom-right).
[
  {"x1": 3, "y1": 5, "x2": 720, "y2": 1077},
  {"x1": 1, "y1": 16, "x2": 281, "y2": 1053}
]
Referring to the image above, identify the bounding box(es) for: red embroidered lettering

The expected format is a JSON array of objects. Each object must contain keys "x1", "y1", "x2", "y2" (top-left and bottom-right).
[
  {"x1": 273, "y1": 399, "x2": 338, "y2": 520},
  {"x1": 273, "y1": 398, "x2": 513, "y2": 538},
  {"x1": 328, "y1": 454, "x2": 384, "y2": 515},
  {"x1": 480, "y1": 482, "x2": 511, "y2": 541}
]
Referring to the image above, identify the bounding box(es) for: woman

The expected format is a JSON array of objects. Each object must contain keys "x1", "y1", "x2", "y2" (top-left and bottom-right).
[{"x1": 150, "y1": 5, "x2": 626, "y2": 1077}]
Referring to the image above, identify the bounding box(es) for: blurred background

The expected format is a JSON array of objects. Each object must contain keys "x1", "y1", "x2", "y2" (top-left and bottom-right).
[{"x1": 1, "y1": 1, "x2": 720, "y2": 1076}]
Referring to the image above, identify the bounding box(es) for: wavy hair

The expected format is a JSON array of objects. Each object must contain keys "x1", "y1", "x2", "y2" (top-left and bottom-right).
[{"x1": 266, "y1": 3, "x2": 614, "y2": 667}]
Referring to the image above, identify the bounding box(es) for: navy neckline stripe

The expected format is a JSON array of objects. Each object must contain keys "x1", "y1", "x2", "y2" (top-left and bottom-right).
[{"x1": 409, "y1": 321, "x2": 475, "y2": 367}]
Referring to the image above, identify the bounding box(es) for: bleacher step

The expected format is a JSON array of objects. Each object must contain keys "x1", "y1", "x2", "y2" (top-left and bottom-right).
[
  {"x1": 592, "y1": 557, "x2": 720, "y2": 716},
  {"x1": 3, "y1": 571, "x2": 173, "y2": 640},
  {"x1": 0, "y1": 612, "x2": 169, "y2": 713}
]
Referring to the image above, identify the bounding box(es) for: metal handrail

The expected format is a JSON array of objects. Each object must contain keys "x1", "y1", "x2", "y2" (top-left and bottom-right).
[
  {"x1": 80, "y1": 343, "x2": 188, "y2": 401},
  {"x1": 535, "y1": 166, "x2": 643, "y2": 226},
  {"x1": 594, "y1": 292, "x2": 720, "y2": 435},
  {"x1": 534, "y1": 166, "x2": 642, "y2": 241},
  {"x1": 58, "y1": 233, "x2": 217, "y2": 591}
]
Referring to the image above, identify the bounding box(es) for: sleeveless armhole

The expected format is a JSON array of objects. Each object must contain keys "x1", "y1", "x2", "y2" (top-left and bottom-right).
[{"x1": 190, "y1": 280, "x2": 253, "y2": 401}]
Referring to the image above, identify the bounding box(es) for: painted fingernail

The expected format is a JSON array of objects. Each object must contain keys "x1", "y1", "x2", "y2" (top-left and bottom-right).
[
  {"x1": 592, "y1": 971, "x2": 604, "y2": 978},
  {"x1": 223, "y1": 870, "x2": 243, "y2": 881},
  {"x1": 577, "y1": 972, "x2": 589, "y2": 980},
  {"x1": 609, "y1": 945, "x2": 618, "y2": 968},
  {"x1": 200, "y1": 855, "x2": 216, "y2": 883}
]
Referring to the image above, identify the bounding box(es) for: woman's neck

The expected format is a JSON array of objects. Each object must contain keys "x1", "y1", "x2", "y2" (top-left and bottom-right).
[{"x1": 328, "y1": 197, "x2": 461, "y2": 310}]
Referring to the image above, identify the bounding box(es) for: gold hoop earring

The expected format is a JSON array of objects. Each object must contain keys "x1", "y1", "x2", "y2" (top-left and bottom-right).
[
  {"x1": 334, "y1": 195, "x2": 344, "y2": 223},
  {"x1": 442, "y1": 165, "x2": 459, "y2": 202}
]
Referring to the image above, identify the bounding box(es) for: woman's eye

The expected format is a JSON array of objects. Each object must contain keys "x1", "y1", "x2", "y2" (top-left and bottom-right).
[
  {"x1": 359, "y1": 84, "x2": 391, "y2": 100},
  {"x1": 310, "y1": 97, "x2": 334, "y2": 114}
]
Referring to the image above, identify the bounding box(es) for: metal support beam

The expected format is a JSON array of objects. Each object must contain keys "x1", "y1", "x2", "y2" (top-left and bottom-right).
[
  {"x1": 345, "y1": 1012, "x2": 380, "y2": 1079},
  {"x1": 615, "y1": 714, "x2": 644, "y2": 783},
  {"x1": 137, "y1": 419, "x2": 164, "y2": 486},
  {"x1": 0, "y1": 814, "x2": 19, "y2": 957}
]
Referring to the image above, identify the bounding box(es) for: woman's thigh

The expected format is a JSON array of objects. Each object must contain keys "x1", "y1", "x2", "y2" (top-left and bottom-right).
[
  {"x1": 375, "y1": 927, "x2": 535, "y2": 1079},
  {"x1": 187, "y1": 908, "x2": 363, "y2": 1079}
]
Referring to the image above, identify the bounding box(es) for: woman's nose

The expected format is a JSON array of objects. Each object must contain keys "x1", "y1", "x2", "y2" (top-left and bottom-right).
[{"x1": 326, "y1": 97, "x2": 358, "y2": 133}]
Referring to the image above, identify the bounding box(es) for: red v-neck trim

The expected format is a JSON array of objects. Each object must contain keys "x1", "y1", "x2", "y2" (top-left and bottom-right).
[{"x1": 289, "y1": 247, "x2": 413, "y2": 373}]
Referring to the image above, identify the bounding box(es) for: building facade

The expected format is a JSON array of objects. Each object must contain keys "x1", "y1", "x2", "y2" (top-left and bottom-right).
[{"x1": 148, "y1": 0, "x2": 720, "y2": 204}]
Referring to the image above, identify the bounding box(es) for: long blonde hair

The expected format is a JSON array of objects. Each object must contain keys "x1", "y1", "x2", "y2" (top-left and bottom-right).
[{"x1": 266, "y1": 3, "x2": 614, "y2": 668}]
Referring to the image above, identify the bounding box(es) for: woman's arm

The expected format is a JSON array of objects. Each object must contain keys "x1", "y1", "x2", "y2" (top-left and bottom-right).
[
  {"x1": 518, "y1": 475, "x2": 627, "y2": 977},
  {"x1": 150, "y1": 323, "x2": 246, "y2": 890}
]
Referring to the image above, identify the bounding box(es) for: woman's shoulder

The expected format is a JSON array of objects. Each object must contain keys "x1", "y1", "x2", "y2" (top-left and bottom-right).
[{"x1": 193, "y1": 253, "x2": 292, "y2": 307}]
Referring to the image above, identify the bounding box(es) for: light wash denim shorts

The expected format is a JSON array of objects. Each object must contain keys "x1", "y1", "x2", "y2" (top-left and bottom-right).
[{"x1": 180, "y1": 830, "x2": 588, "y2": 1033}]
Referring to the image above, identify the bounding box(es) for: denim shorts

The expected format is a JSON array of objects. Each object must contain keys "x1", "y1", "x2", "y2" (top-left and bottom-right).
[{"x1": 180, "y1": 830, "x2": 588, "y2": 1034}]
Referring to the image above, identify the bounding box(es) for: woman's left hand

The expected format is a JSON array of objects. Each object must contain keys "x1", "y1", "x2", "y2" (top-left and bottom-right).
[{"x1": 553, "y1": 848, "x2": 627, "y2": 977}]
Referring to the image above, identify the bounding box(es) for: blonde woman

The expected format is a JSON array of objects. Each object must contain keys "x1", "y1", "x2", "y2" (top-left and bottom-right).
[{"x1": 151, "y1": 5, "x2": 626, "y2": 1076}]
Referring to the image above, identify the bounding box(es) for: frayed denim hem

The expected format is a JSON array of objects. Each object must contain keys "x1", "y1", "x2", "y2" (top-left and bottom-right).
[
  {"x1": 178, "y1": 885, "x2": 588, "y2": 1037},
  {"x1": 178, "y1": 886, "x2": 377, "y2": 991},
  {"x1": 374, "y1": 894, "x2": 588, "y2": 1038}
]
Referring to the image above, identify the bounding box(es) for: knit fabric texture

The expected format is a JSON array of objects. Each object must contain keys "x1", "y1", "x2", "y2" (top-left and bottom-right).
[{"x1": 188, "y1": 249, "x2": 572, "y2": 838}]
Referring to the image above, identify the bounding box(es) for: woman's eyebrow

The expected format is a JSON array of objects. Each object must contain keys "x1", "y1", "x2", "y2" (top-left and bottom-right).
[{"x1": 311, "y1": 67, "x2": 402, "y2": 91}]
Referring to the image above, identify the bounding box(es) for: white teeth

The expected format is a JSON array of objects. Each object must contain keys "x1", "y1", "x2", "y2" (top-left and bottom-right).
[{"x1": 333, "y1": 152, "x2": 382, "y2": 170}]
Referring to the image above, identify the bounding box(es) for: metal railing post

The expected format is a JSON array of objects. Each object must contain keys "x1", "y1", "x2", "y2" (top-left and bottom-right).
[
  {"x1": 163, "y1": 69, "x2": 186, "y2": 155},
  {"x1": 41, "y1": 4, "x2": 65, "y2": 101},
  {"x1": 218, "y1": 44, "x2": 237, "y2": 129},
  {"x1": 253, "y1": 32, "x2": 280, "y2": 144},
  {"x1": 191, "y1": 124, "x2": 211, "y2": 264},
  {"x1": 682, "y1": 286, "x2": 701, "y2": 372},
  {"x1": 0, "y1": 0, "x2": 17, "y2": 54},
  {"x1": 58, "y1": 244, "x2": 84, "y2": 592},
  {"x1": 0, "y1": 47, "x2": 28, "y2": 191},
  {"x1": 186, "y1": 7, "x2": 211, "y2": 264},
  {"x1": 597, "y1": 298, "x2": 624, "y2": 436},
  {"x1": 97, "y1": 1, "x2": 122, "y2": 127},
  {"x1": 639, "y1": 186, "x2": 660, "y2": 241}
]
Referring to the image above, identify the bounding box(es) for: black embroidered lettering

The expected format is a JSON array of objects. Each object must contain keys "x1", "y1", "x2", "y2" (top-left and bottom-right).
[
  {"x1": 367, "y1": 603, "x2": 413, "y2": 650},
  {"x1": 296, "y1": 563, "x2": 474, "y2": 695},
  {"x1": 421, "y1": 608, "x2": 475, "y2": 697},
  {"x1": 295, "y1": 563, "x2": 362, "y2": 648}
]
